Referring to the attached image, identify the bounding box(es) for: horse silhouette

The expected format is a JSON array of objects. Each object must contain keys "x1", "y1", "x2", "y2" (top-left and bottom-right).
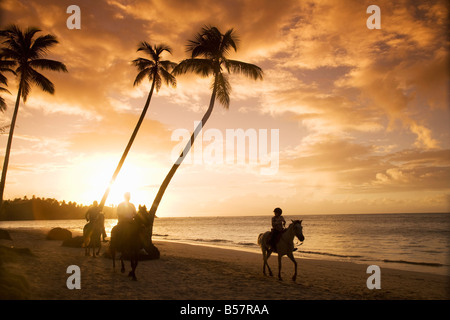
[
  {"x1": 258, "y1": 220, "x2": 304, "y2": 281},
  {"x1": 109, "y1": 205, "x2": 152, "y2": 281}
]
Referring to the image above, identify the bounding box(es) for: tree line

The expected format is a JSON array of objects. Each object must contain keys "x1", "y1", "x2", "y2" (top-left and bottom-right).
[{"x1": 0, "y1": 196, "x2": 116, "y2": 221}]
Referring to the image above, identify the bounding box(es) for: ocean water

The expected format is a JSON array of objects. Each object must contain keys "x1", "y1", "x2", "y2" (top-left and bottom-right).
[{"x1": 1, "y1": 213, "x2": 449, "y2": 276}]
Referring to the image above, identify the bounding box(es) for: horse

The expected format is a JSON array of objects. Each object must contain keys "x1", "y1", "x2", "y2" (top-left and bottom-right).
[
  {"x1": 257, "y1": 220, "x2": 305, "y2": 281},
  {"x1": 82, "y1": 213, "x2": 104, "y2": 257},
  {"x1": 109, "y1": 205, "x2": 152, "y2": 281}
]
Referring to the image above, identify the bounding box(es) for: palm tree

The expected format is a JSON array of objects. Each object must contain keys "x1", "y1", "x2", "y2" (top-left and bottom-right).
[
  {"x1": 98, "y1": 42, "x2": 176, "y2": 209},
  {"x1": 148, "y1": 26, "x2": 263, "y2": 218},
  {"x1": 0, "y1": 25, "x2": 68, "y2": 204}
]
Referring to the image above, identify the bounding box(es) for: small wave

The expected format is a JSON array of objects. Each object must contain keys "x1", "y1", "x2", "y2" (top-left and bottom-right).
[
  {"x1": 238, "y1": 242, "x2": 257, "y2": 246},
  {"x1": 382, "y1": 259, "x2": 444, "y2": 267},
  {"x1": 193, "y1": 238, "x2": 232, "y2": 244},
  {"x1": 301, "y1": 250, "x2": 363, "y2": 259},
  {"x1": 153, "y1": 233, "x2": 169, "y2": 237}
]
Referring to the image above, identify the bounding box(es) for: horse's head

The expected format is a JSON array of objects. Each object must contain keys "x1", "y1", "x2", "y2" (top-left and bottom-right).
[
  {"x1": 135, "y1": 205, "x2": 150, "y2": 226},
  {"x1": 138, "y1": 205, "x2": 148, "y2": 215},
  {"x1": 292, "y1": 220, "x2": 305, "y2": 242}
]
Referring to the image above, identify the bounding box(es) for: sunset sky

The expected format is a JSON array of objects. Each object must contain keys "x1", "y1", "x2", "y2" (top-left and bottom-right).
[{"x1": 0, "y1": 0, "x2": 449, "y2": 217}]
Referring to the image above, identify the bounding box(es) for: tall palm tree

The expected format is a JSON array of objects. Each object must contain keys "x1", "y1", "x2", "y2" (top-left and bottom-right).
[
  {"x1": 0, "y1": 25, "x2": 67, "y2": 205},
  {"x1": 98, "y1": 42, "x2": 176, "y2": 209},
  {"x1": 148, "y1": 26, "x2": 263, "y2": 218}
]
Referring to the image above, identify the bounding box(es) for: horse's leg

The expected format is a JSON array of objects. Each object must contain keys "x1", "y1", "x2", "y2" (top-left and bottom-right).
[
  {"x1": 277, "y1": 254, "x2": 283, "y2": 281},
  {"x1": 121, "y1": 256, "x2": 125, "y2": 273},
  {"x1": 287, "y1": 252, "x2": 297, "y2": 282},
  {"x1": 261, "y1": 248, "x2": 267, "y2": 276},
  {"x1": 129, "y1": 253, "x2": 138, "y2": 281},
  {"x1": 111, "y1": 248, "x2": 116, "y2": 270},
  {"x1": 266, "y1": 250, "x2": 273, "y2": 277},
  {"x1": 84, "y1": 239, "x2": 90, "y2": 256}
]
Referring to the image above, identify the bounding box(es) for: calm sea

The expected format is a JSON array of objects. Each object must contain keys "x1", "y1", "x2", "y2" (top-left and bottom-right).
[{"x1": 1, "y1": 213, "x2": 449, "y2": 276}]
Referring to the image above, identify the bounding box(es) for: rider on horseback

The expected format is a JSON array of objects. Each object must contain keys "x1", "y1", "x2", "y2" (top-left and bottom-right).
[
  {"x1": 270, "y1": 207, "x2": 285, "y2": 252},
  {"x1": 117, "y1": 192, "x2": 137, "y2": 224},
  {"x1": 270, "y1": 207, "x2": 297, "y2": 252},
  {"x1": 85, "y1": 201, "x2": 100, "y2": 223},
  {"x1": 113, "y1": 192, "x2": 137, "y2": 247}
]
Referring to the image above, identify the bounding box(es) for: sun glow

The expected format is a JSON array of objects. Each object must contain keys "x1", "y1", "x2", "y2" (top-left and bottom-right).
[{"x1": 72, "y1": 154, "x2": 155, "y2": 207}]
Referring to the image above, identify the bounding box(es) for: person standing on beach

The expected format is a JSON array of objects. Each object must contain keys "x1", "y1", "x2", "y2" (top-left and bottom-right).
[
  {"x1": 270, "y1": 207, "x2": 285, "y2": 252},
  {"x1": 117, "y1": 192, "x2": 136, "y2": 224}
]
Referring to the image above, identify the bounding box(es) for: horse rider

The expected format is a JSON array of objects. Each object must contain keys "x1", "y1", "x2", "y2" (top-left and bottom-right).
[
  {"x1": 85, "y1": 200, "x2": 100, "y2": 223},
  {"x1": 270, "y1": 207, "x2": 285, "y2": 252},
  {"x1": 117, "y1": 192, "x2": 137, "y2": 224},
  {"x1": 85, "y1": 200, "x2": 107, "y2": 241},
  {"x1": 269, "y1": 207, "x2": 297, "y2": 252}
]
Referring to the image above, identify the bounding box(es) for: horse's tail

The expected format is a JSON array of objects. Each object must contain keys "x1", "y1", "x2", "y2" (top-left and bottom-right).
[
  {"x1": 257, "y1": 233, "x2": 264, "y2": 246},
  {"x1": 83, "y1": 224, "x2": 92, "y2": 248}
]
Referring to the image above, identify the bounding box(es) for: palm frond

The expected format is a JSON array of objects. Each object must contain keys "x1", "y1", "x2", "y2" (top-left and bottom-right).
[
  {"x1": 172, "y1": 59, "x2": 214, "y2": 77},
  {"x1": 187, "y1": 25, "x2": 222, "y2": 59},
  {"x1": 0, "y1": 85, "x2": 11, "y2": 111},
  {"x1": 159, "y1": 60, "x2": 177, "y2": 72},
  {"x1": 0, "y1": 58, "x2": 16, "y2": 70},
  {"x1": 137, "y1": 41, "x2": 156, "y2": 59},
  {"x1": 133, "y1": 68, "x2": 152, "y2": 87},
  {"x1": 29, "y1": 58, "x2": 67, "y2": 72},
  {"x1": 224, "y1": 59, "x2": 263, "y2": 80},
  {"x1": 0, "y1": 96, "x2": 6, "y2": 112},
  {"x1": 0, "y1": 86, "x2": 11, "y2": 94},
  {"x1": 215, "y1": 73, "x2": 231, "y2": 109},
  {"x1": 154, "y1": 43, "x2": 172, "y2": 56},
  {"x1": 220, "y1": 28, "x2": 239, "y2": 56},
  {"x1": 159, "y1": 67, "x2": 176, "y2": 88},
  {"x1": 20, "y1": 77, "x2": 31, "y2": 102},
  {"x1": 132, "y1": 57, "x2": 155, "y2": 71},
  {"x1": 29, "y1": 68, "x2": 55, "y2": 95},
  {"x1": 154, "y1": 72, "x2": 162, "y2": 92},
  {"x1": 30, "y1": 34, "x2": 59, "y2": 57},
  {"x1": 0, "y1": 47, "x2": 21, "y2": 61}
]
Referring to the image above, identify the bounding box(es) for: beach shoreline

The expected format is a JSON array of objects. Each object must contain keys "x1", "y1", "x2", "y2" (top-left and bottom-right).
[{"x1": 0, "y1": 228, "x2": 449, "y2": 300}]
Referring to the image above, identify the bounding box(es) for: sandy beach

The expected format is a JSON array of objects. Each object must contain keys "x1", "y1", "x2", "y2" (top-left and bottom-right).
[{"x1": 0, "y1": 228, "x2": 449, "y2": 301}]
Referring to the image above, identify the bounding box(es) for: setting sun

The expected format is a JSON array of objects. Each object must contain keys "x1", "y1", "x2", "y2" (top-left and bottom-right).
[{"x1": 70, "y1": 154, "x2": 153, "y2": 207}]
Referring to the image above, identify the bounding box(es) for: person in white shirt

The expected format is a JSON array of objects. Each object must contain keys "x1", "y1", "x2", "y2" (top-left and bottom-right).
[{"x1": 117, "y1": 192, "x2": 136, "y2": 224}]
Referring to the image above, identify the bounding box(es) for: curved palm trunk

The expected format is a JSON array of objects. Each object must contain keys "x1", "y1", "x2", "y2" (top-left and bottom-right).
[
  {"x1": 99, "y1": 77, "x2": 157, "y2": 210},
  {"x1": 0, "y1": 84, "x2": 23, "y2": 206},
  {"x1": 148, "y1": 76, "x2": 218, "y2": 222}
]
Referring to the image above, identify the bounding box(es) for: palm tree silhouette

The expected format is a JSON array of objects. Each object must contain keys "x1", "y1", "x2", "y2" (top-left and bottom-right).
[
  {"x1": 98, "y1": 42, "x2": 176, "y2": 209},
  {"x1": 0, "y1": 25, "x2": 68, "y2": 204},
  {"x1": 148, "y1": 26, "x2": 263, "y2": 218}
]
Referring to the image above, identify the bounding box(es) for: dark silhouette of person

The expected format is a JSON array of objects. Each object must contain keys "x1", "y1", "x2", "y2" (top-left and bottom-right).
[
  {"x1": 117, "y1": 192, "x2": 136, "y2": 224},
  {"x1": 270, "y1": 207, "x2": 285, "y2": 252},
  {"x1": 85, "y1": 201, "x2": 100, "y2": 222}
]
